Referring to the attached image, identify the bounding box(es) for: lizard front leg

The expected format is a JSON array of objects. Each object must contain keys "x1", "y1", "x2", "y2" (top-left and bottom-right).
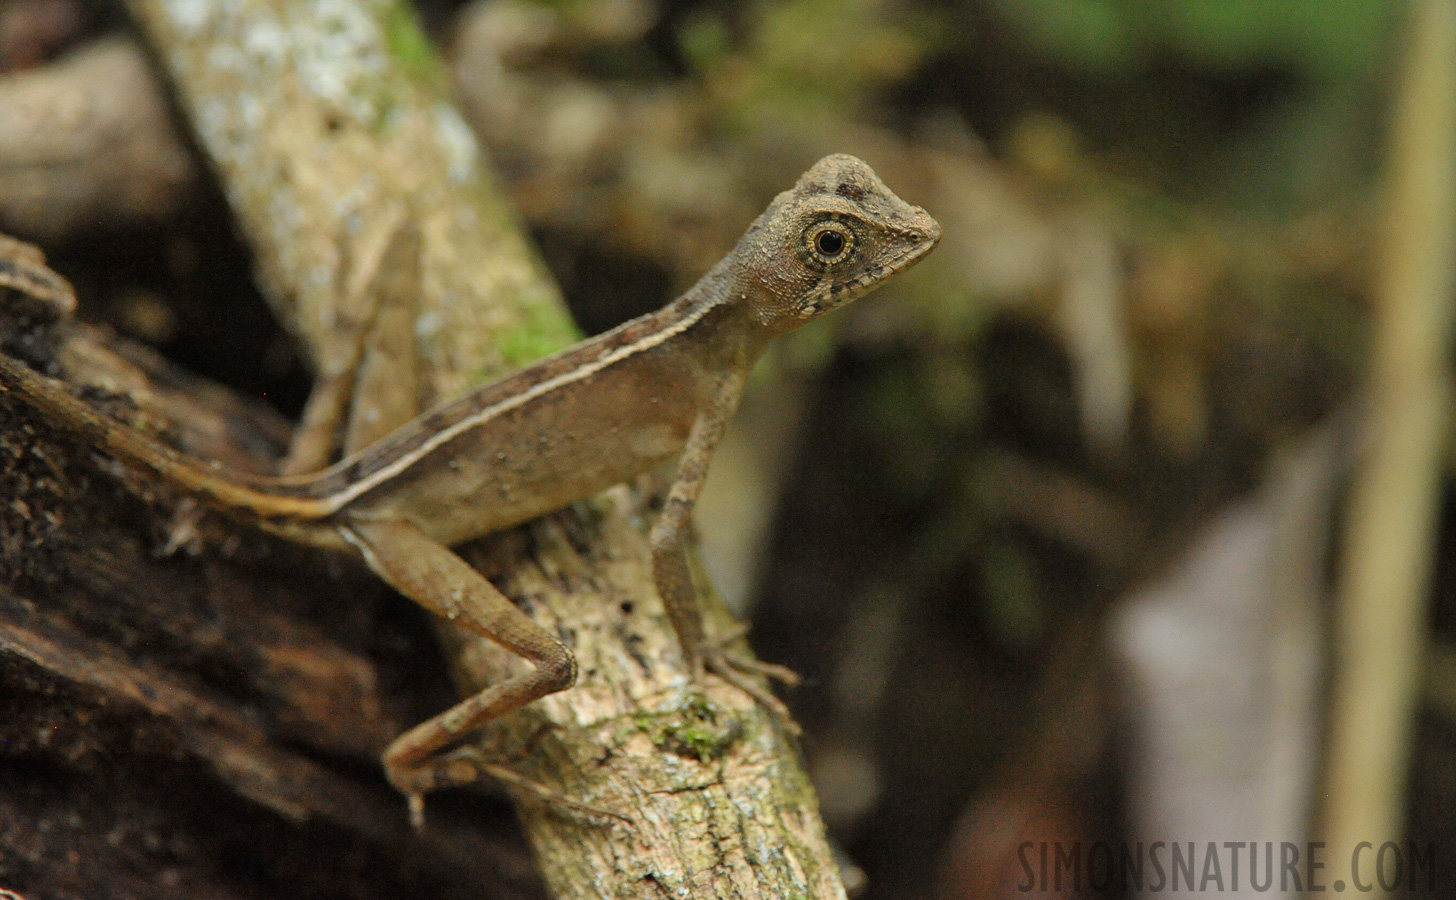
[
  {"x1": 648, "y1": 369, "x2": 798, "y2": 720},
  {"x1": 339, "y1": 516, "x2": 576, "y2": 826},
  {"x1": 281, "y1": 212, "x2": 419, "y2": 475}
]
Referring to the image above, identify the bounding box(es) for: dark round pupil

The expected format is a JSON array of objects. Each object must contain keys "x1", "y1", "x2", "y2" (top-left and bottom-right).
[{"x1": 816, "y1": 229, "x2": 845, "y2": 256}]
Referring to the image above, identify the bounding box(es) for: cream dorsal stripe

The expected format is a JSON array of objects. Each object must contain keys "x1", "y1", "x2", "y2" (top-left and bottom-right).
[{"x1": 316, "y1": 291, "x2": 724, "y2": 515}]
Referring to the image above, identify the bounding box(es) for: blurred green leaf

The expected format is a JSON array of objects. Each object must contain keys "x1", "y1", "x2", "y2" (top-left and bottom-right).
[
  {"x1": 993, "y1": 0, "x2": 1394, "y2": 79},
  {"x1": 684, "y1": 0, "x2": 941, "y2": 130},
  {"x1": 980, "y1": 538, "x2": 1045, "y2": 649},
  {"x1": 678, "y1": 10, "x2": 731, "y2": 73},
  {"x1": 1162, "y1": 0, "x2": 1393, "y2": 77}
]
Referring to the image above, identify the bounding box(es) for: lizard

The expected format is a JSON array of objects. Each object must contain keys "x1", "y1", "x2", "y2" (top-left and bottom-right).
[{"x1": 0, "y1": 154, "x2": 940, "y2": 823}]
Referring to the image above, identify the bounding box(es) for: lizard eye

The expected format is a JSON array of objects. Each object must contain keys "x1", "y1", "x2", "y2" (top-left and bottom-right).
[
  {"x1": 807, "y1": 223, "x2": 854, "y2": 264},
  {"x1": 816, "y1": 228, "x2": 845, "y2": 256}
]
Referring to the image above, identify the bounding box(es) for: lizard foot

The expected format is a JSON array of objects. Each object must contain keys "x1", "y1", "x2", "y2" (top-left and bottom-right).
[
  {"x1": 707, "y1": 624, "x2": 801, "y2": 686},
  {"x1": 700, "y1": 642, "x2": 802, "y2": 735},
  {"x1": 390, "y1": 746, "x2": 633, "y2": 830}
]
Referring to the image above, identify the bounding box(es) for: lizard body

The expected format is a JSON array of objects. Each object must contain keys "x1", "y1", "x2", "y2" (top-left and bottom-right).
[{"x1": 0, "y1": 154, "x2": 939, "y2": 820}]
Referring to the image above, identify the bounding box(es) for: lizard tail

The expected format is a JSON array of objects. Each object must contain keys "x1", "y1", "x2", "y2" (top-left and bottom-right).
[{"x1": 0, "y1": 351, "x2": 334, "y2": 522}]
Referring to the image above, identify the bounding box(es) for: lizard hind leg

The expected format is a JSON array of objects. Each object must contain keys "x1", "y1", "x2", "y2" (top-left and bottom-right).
[{"x1": 339, "y1": 517, "x2": 577, "y2": 826}]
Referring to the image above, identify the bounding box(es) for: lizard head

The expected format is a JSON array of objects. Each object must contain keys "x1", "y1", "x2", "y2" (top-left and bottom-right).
[{"x1": 733, "y1": 154, "x2": 940, "y2": 333}]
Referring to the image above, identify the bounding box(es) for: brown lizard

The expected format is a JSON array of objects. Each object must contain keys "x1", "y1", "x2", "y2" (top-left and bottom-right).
[{"x1": 0, "y1": 154, "x2": 939, "y2": 822}]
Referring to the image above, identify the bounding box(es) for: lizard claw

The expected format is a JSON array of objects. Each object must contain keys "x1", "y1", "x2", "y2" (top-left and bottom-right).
[
  {"x1": 393, "y1": 746, "x2": 633, "y2": 829},
  {"x1": 705, "y1": 625, "x2": 801, "y2": 685},
  {"x1": 701, "y1": 645, "x2": 802, "y2": 735}
]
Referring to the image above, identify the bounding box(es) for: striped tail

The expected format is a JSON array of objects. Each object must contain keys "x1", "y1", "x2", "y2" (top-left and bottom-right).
[{"x1": 0, "y1": 351, "x2": 334, "y2": 522}]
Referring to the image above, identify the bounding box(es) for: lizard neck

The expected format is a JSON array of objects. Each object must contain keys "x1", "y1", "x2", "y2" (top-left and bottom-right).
[{"x1": 663, "y1": 250, "x2": 773, "y2": 366}]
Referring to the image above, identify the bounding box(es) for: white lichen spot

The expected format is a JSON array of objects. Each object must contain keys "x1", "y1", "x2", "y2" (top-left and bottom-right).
[
  {"x1": 415, "y1": 310, "x2": 443, "y2": 340},
  {"x1": 432, "y1": 104, "x2": 480, "y2": 185},
  {"x1": 164, "y1": 0, "x2": 213, "y2": 37},
  {"x1": 339, "y1": 173, "x2": 380, "y2": 213},
  {"x1": 336, "y1": 202, "x2": 362, "y2": 232},
  {"x1": 269, "y1": 193, "x2": 302, "y2": 232},
  {"x1": 195, "y1": 99, "x2": 229, "y2": 148},
  {"x1": 205, "y1": 42, "x2": 246, "y2": 76},
  {"x1": 381, "y1": 104, "x2": 408, "y2": 137},
  {"x1": 238, "y1": 93, "x2": 265, "y2": 132},
  {"x1": 292, "y1": 0, "x2": 390, "y2": 125},
  {"x1": 243, "y1": 20, "x2": 289, "y2": 68}
]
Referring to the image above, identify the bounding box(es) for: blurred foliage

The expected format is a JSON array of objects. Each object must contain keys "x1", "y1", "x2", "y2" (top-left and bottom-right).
[
  {"x1": 677, "y1": 0, "x2": 943, "y2": 130},
  {"x1": 977, "y1": 0, "x2": 1401, "y2": 205},
  {"x1": 991, "y1": 0, "x2": 1392, "y2": 77},
  {"x1": 654, "y1": 0, "x2": 1400, "y2": 207}
]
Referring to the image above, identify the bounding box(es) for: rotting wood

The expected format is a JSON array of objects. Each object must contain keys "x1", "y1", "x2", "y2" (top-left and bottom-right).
[{"x1": 0, "y1": 321, "x2": 543, "y2": 899}]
